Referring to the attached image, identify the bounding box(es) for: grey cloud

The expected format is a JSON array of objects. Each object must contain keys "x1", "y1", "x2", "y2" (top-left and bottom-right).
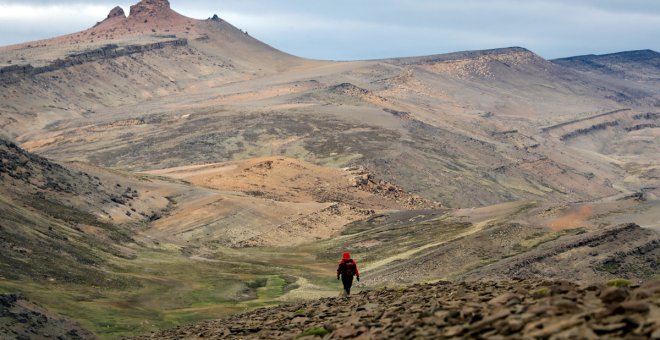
[{"x1": 0, "y1": 0, "x2": 658, "y2": 59}]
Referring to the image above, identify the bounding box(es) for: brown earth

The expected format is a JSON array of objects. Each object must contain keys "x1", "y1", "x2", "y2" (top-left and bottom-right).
[
  {"x1": 132, "y1": 279, "x2": 660, "y2": 339},
  {"x1": 139, "y1": 156, "x2": 439, "y2": 248},
  {"x1": 144, "y1": 156, "x2": 438, "y2": 210}
]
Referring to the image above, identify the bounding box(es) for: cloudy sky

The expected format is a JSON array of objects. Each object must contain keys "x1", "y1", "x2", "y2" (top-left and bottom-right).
[{"x1": 0, "y1": 0, "x2": 658, "y2": 60}]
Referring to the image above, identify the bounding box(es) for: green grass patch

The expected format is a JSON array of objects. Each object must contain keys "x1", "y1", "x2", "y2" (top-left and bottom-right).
[
  {"x1": 0, "y1": 244, "x2": 329, "y2": 339},
  {"x1": 297, "y1": 326, "x2": 329, "y2": 338},
  {"x1": 513, "y1": 231, "x2": 560, "y2": 253},
  {"x1": 257, "y1": 276, "x2": 287, "y2": 301},
  {"x1": 607, "y1": 278, "x2": 632, "y2": 287},
  {"x1": 532, "y1": 287, "x2": 551, "y2": 298},
  {"x1": 0, "y1": 284, "x2": 14, "y2": 294}
]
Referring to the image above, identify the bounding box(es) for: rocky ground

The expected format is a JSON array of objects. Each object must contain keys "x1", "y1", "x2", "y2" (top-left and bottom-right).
[
  {"x1": 133, "y1": 279, "x2": 660, "y2": 339},
  {"x1": 0, "y1": 294, "x2": 94, "y2": 340}
]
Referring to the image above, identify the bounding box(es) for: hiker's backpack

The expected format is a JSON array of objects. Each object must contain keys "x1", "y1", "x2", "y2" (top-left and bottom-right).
[{"x1": 342, "y1": 259, "x2": 356, "y2": 276}]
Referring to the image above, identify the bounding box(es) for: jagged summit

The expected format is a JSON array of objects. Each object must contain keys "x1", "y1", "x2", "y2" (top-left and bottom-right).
[
  {"x1": 93, "y1": 0, "x2": 189, "y2": 36},
  {"x1": 89, "y1": 0, "x2": 253, "y2": 42},
  {"x1": 102, "y1": 0, "x2": 174, "y2": 22},
  {"x1": 0, "y1": 0, "x2": 299, "y2": 77},
  {"x1": 106, "y1": 6, "x2": 126, "y2": 20},
  {"x1": 129, "y1": 0, "x2": 172, "y2": 17}
]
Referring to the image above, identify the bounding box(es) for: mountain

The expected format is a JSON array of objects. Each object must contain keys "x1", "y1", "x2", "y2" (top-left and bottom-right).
[
  {"x1": 1, "y1": 3, "x2": 657, "y2": 208},
  {"x1": 0, "y1": 0, "x2": 303, "y2": 141},
  {"x1": 0, "y1": 0, "x2": 658, "y2": 338},
  {"x1": 553, "y1": 49, "x2": 660, "y2": 81},
  {"x1": 552, "y1": 49, "x2": 660, "y2": 111}
]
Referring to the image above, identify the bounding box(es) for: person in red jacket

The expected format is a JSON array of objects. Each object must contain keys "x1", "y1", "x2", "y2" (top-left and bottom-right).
[{"x1": 337, "y1": 252, "x2": 360, "y2": 296}]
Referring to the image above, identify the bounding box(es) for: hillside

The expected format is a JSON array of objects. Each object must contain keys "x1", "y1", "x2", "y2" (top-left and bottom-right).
[
  {"x1": 1, "y1": 293, "x2": 94, "y2": 340},
  {"x1": 2, "y1": 34, "x2": 657, "y2": 207},
  {"x1": 1, "y1": 0, "x2": 658, "y2": 208},
  {"x1": 0, "y1": 136, "x2": 166, "y2": 285}
]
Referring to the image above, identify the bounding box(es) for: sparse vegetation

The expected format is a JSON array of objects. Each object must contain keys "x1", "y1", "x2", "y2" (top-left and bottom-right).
[
  {"x1": 297, "y1": 326, "x2": 329, "y2": 338},
  {"x1": 607, "y1": 278, "x2": 632, "y2": 287},
  {"x1": 597, "y1": 260, "x2": 621, "y2": 274},
  {"x1": 512, "y1": 231, "x2": 560, "y2": 252},
  {"x1": 532, "y1": 287, "x2": 551, "y2": 298}
]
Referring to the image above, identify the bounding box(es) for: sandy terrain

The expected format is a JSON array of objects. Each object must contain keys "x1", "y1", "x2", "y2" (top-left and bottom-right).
[{"x1": 141, "y1": 156, "x2": 438, "y2": 248}]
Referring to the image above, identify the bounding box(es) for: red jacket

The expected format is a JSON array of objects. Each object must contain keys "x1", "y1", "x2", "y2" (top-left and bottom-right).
[{"x1": 337, "y1": 252, "x2": 359, "y2": 277}]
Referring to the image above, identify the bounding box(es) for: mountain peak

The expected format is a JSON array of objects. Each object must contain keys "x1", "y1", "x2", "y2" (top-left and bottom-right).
[{"x1": 129, "y1": 0, "x2": 171, "y2": 17}]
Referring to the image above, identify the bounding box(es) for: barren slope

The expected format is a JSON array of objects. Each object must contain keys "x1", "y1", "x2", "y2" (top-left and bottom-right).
[{"x1": 4, "y1": 42, "x2": 657, "y2": 207}]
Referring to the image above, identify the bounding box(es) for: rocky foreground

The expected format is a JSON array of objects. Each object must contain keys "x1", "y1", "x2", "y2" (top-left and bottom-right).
[{"x1": 135, "y1": 279, "x2": 660, "y2": 339}]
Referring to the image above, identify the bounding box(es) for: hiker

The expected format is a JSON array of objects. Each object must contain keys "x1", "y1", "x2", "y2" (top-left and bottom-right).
[{"x1": 337, "y1": 252, "x2": 360, "y2": 296}]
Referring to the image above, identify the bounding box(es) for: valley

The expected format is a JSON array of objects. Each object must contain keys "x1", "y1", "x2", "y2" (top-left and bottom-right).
[{"x1": 0, "y1": 0, "x2": 658, "y2": 338}]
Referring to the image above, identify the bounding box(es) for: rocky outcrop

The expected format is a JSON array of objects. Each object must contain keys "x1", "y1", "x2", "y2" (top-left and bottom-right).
[
  {"x1": 541, "y1": 108, "x2": 630, "y2": 132},
  {"x1": 633, "y1": 112, "x2": 660, "y2": 120},
  {"x1": 0, "y1": 294, "x2": 95, "y2": 339},
  {"x1": 328, "y1": 83, "x2": 371, "y2": 97},
  {"x1": 0, "y1": 39, "x2": 187, "y2": 84},
  {"x1": 0, "y1": 137, "x2": 139, "y2": 209},
  {"x1": 327, "y1": 83, "x2": 390, "y2": 105},
  {"x1": 129, "y1": 0, "x2": 171, "y2": 17},
  {"x1": 383, "y1": 108, "x2": 414, "y2": 120},
  {"x1": 0, "y1": 137, "x2": 69, "y2": 187},
  {"x1": 133, "y1": 279, "x2": 660, "y2": 339},
  {"x1": 107, "y1": 6, "x2": 126, "y2": 19},
  {"x1": 625, "y1": 123, "x2": 660, "y2": 132},
  {"x1": 560, "y1": 121, "x2": 619, "y2": 141},
  {"x1": 346, "y1": 166, "x2": 441, "y2": 209}
]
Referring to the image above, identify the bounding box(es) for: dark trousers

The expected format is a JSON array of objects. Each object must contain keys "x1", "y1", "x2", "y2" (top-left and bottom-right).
[{"x1": 341, "y1": 275, "x2": 354, "y2": 295}]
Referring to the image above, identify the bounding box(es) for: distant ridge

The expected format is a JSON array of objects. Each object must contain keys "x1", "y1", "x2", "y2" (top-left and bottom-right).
[
  {"x1": 551, "y1": 49, "x2": 660, "y2": 82},
  {"x1": 553, "y1": 49, "x2": 660, "y2": 62},
  {"x1": 385, "y1": 46, "x2": 536, "y2": 64}
]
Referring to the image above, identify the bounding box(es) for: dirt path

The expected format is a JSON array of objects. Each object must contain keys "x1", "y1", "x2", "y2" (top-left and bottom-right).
[{"x1": 363, "y1": 201, "x2": 530, "y2": 271}]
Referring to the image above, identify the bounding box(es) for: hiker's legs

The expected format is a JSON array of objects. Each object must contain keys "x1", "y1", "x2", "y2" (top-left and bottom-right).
[{"x1": 342, "y1": 275, "x2": 353, "y2": 295}]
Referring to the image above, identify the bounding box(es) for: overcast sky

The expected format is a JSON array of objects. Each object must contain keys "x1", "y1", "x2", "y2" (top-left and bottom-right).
[{"x1": 0, "y1": 0, "x2": 658, "y2": 60}]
